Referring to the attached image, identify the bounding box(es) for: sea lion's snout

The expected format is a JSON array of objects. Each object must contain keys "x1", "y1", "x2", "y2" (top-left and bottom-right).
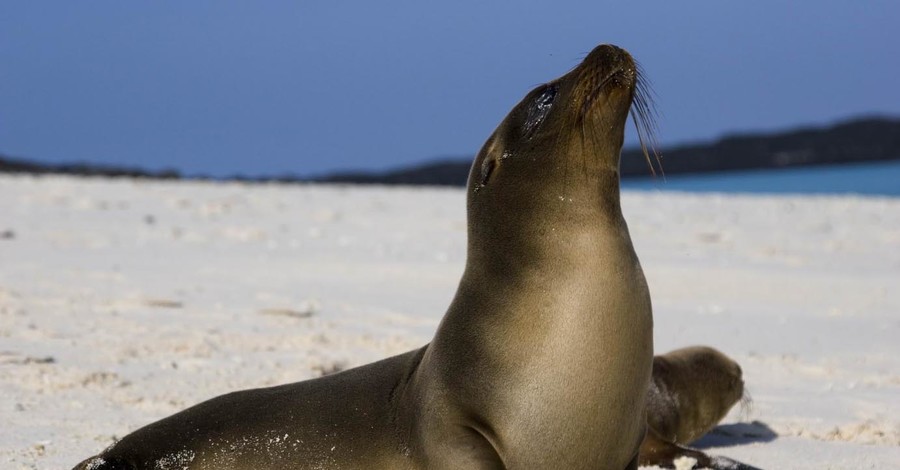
[
  {"x1": 467, "y1": 44, "x2": 645, "y2": 191},
  {"x1": 573, "y1": 43, "x2": 660, "y2": 177},
  {"x1": 571, "y1": 43, "x2": 639, "y2": 129},
  {"x1": 727, "y1": 361, "x2": 745, "y2": 399},
  {"x1": 583, "y1": 44, "x2": 636, "y2": 84},
  {"x1": 734, "y1": 363, "x2": 744, "y2": 383},
  {"x1": 734, "y1": 374, "x2": 744, "y2": 393},
  {"x1": 582, "y1": 44, "x2": 635, "y2": 74},
  {"x1": 587, "y1": 43, "x2": 630, "y2": 60}
]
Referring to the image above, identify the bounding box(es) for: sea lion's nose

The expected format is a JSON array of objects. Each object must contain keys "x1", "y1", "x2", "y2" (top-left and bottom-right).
[{"x1": 584, "y1": 44, "x2": 632, "y2": 65}]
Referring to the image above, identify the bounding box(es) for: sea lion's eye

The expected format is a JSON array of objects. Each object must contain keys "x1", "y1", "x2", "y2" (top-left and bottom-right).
[{"x1": 523, "y1": 85, "x2": 557, "y2": 138}]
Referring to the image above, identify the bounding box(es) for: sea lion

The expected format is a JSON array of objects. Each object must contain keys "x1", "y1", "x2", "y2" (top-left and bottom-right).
[
  {"x1": 638, "y1": 346, "x2": 761, "y2": 470},
  {"x1": 73, "y1": 43, "x2": 654, "y2": 470}
]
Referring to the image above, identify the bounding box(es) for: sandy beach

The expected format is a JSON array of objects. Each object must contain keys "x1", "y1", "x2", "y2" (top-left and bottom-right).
[{"x1": 1, "y1": 175, "x2": 897, "y2": 469}]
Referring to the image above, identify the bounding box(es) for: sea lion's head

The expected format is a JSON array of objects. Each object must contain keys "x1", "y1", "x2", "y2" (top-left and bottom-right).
[
  {"x1": 471, "y1": 44, "x2": 646, "y2": 186},
  {"x1": 465, "y1": 44, "x2": 656, "y2": 269}
]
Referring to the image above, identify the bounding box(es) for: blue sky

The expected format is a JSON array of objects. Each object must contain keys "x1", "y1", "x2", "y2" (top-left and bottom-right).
[{"x1": 1, "y1": 1, "x2": 898, "y2": 177}]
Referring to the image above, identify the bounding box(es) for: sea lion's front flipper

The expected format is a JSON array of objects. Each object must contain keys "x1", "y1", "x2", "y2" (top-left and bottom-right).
[
  {"x1": 71, "y1": 456, "x2": 133, "y2": 470},
  {"x1": 638, "y1": 429, "x2": 763, "y2": 470}
]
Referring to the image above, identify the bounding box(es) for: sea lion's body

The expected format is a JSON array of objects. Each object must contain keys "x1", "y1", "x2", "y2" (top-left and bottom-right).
[
  {"x1": 75, "y1": 44, "x2": 654, "y2": 470},
  {"x1": 75, "y1": 347, "x2": 757, "y2": 469}
]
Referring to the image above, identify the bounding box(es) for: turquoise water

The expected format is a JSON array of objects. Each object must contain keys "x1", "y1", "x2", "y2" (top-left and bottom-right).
[{"x1": 622, "y1": 160, "x2": 900, "y2": 196}]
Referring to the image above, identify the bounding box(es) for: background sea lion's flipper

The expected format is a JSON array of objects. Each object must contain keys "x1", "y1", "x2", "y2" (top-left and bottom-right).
[{"x1": 638, "y1": 428, "x2": 763, "y2": 470}]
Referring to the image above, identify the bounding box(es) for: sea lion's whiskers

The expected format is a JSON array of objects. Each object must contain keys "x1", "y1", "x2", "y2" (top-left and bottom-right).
[
  {"x1": 739, "y1": 388, "x2": 755, "y2": 421},
  {"x1": 580, "y1": 72, "x2": 617, "y2": 122},
  {"x1": 577, "y1": 68, "x2": 620, "y2": 179},
  {"x1": 631, "y1": 64, "x2": 663, "y2": 179}
]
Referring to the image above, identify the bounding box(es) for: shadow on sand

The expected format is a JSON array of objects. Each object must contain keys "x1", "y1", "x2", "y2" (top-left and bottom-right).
[{"x1": 692, "y1": 421, "x2": 778, "y2": 449}]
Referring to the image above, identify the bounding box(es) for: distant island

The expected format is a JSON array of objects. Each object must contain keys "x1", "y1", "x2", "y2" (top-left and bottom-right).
[
  {"x1": 316, "y1": 116, "x2": 900, "y2": 186},
  {"x1": 2, "y1": 116, "x2": 898, "y2": 185}
]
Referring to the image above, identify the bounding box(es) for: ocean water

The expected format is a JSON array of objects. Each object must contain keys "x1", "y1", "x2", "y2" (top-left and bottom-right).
[{"x1": 621, "y1": 160, "x2": 900, "y2": 197}]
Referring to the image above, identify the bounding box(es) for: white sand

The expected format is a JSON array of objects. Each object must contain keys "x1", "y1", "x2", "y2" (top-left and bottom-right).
[{"x1": 1, "y1": 175, "x2": 897, "y2": 469}]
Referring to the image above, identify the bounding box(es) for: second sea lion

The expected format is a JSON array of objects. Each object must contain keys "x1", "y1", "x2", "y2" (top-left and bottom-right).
[{"x1": 639, "y1": 346, "x2": 761, "y2": 470}]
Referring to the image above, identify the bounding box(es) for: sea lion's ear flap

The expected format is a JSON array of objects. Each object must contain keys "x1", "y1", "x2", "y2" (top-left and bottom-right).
[
  {"x1": 474, "y1": 135, "x2": 502, "y2": 189},
  {"x1": 479, "y1": 157, "x2": 496, "y2": 188}
]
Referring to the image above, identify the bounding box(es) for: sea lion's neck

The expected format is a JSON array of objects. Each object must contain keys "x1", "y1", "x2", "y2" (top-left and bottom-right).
[
  {"x1": 425, "y1": 170, "x2": 648, "y2": 394},
  {"x1": 464, "y1": 169, "x2": 630, "y2": 281}
]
